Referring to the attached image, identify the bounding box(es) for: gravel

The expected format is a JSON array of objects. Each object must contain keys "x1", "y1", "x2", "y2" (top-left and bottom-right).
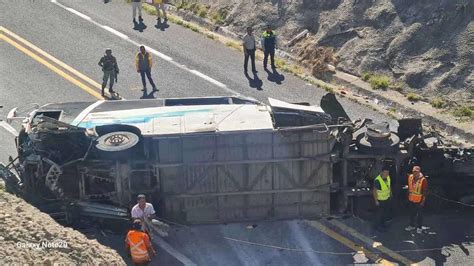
[{"x1": 0, "y1": 190, "x2": 125, "y2": 265}]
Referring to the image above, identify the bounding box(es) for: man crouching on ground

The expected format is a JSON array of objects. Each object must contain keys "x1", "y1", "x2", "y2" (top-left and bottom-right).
[{"x1": 126, "y1": 219, "x2": 156, "y2": 266}]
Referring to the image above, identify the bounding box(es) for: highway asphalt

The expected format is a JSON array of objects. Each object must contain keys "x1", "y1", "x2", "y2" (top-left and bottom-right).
[
  {"x1": 3, "y1": 1, "x2": 470, "y2": 265},
  {"x1": 0, "y1": 0, "x2": 395, "y2": 162}
]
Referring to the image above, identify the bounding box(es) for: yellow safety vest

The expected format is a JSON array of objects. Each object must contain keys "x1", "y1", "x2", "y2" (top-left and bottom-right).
[{"x1": 375, "y1": 175, "x2": 391, "y2": 201}]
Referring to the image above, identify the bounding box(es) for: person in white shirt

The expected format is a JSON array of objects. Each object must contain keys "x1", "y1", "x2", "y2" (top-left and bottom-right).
[
  {"x1": 131, "y1": 194, "x2": 170, "y2": 238},
  {"x1": 131, "y1": 194, "x2": 156, "y2": 220},
  {"x1": 242, "y1": 27, "x2": 257, "y2": 73}
]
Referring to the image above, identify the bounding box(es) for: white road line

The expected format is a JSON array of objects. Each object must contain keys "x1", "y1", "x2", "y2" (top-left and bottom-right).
[
  {"x1": 0, "y1": 121, "x2": 19, "y2": 137},
  {"x1": 51, "y1": 0, "x2": 244, "y2": 97},
  {"x1": 102, "y1": 26, "x2": 129, "y2": 40},
  {"x1": 66, "y1": 8, "x2": 91, "y2": 21},
  {"x1": 189, "y1": 70, "x2": 226, "y2": 88},
  {"x1": 144, "y1": 45, "x2": 173, "y2": 61}
]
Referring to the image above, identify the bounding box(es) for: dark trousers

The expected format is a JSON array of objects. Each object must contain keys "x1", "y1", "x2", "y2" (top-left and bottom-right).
[
  {"x1": 263, "y1": 49, "x2": 275, "y2": 68},
  {"x1": 375, "y1": 198, "x2": 391, "y2": 229},
  {"x1": 244, "y1": 49, "x2": 256, "y2": 72},
  {"x1": 102, "y1": 70, "x2": 115, "y2": 90},
  {"x1": 140, "y1": 70, "x2": 156, "y2": 90},
  {"x1": 409, "y1": 201, "x2": 423, "y2": 228}
]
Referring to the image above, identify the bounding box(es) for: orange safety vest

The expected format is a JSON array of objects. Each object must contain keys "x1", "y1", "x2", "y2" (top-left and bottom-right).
[
  {"x1": 408, "y1": 174, "x2": 426, "y2": 203},
  {"x1": 127, "y1": 230, "x2": 151, "y2": 263}
]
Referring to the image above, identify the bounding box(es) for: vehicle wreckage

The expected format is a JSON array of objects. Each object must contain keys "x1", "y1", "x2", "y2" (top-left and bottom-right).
[{"x1": 1, "y1": 95, "x2": 472, "y2": 224}]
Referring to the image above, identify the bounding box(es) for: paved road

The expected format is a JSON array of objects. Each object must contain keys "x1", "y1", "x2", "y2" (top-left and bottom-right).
[
  {"x1": 0, "y1": 0, "x2": 395, "y2": 161},
  {"x1": 337, "y1": 209, "x2": 474, "y2": 265},
  {"x1": 6, "y1": 0, "x2": 467, "y2": 265}
]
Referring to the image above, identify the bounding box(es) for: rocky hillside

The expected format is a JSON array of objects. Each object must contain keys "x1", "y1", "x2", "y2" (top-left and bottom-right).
[
  {"x1": 177, "y1": 0, "x2": 473, "y2": 102},
  {"x1": 0, "y1": 190, "x2": 125, "y2": 265}
]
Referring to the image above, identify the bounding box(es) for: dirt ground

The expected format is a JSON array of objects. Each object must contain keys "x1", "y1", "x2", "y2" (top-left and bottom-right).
[
  {"x1": 182, "y1": 0, "x2": 473, "y2": 103},
  {"x1": 0, "y1": 190, "x2": 125, "y2": 265}
]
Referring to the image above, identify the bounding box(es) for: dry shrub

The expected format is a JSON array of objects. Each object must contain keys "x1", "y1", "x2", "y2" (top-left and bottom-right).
[{"x1": 294, "y1": 37, "x2": 337, "y2": 79}]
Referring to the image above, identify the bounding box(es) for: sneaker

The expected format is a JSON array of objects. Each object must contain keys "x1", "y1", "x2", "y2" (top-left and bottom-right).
[
  {"x1": 405, "y1": 226, "x2": 415, "y2": 231},
  {"x1": 416, "y1": 228, "x2": 423, "y2": 234}
]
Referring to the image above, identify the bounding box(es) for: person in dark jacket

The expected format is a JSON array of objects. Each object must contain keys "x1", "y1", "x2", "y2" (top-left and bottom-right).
[
  {"x1": 261, "y1": 25, "x2": 278, "y2": 70},
  {"x1": 135, "y1": 46, "x2": 157, "y2": 92},
  {"x1": 98, "y1": 48, "x2": 119, "y2": 96}
]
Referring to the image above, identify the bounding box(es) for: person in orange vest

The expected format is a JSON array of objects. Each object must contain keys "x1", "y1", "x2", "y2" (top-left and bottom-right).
[
  {"x1": 125, "y1": 219, "x2": 156, "y2": 265},
  {"x1": 404, "y1": 165, "x2": 428, "y2": 234}
]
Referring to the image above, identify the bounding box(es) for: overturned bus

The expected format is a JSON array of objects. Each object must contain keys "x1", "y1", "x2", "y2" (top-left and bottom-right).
[{"x1": 1, "y1": 95, "x2": 472, "y2": 224}]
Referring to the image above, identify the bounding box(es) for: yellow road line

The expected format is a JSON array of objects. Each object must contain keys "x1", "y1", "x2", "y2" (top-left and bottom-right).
[
  {"x1": 1, "y1": 33, "x2": 103, "y2": 100},
  {"x1": 306, "y1": 220, "x2": 394, "y2": 265},
  {"x1": 328, "y1": 219, "x2": 417, "y2": 265},
  {"x1": 0, "y1": 26, "x2": 102, "y2": 90}
]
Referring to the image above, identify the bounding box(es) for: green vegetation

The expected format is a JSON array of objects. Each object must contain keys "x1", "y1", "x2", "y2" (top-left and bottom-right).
[
  {"x1": 211, "y1": 8, "x2": 228, "y2": 24},
  {"x1": 225, "y1": 41, "x2": 242, "y2": 51},
  {"x1": 362, "y1": 72, "x2": 405, "y2": 92},
  {"x1": 368, "y1": 75, "x2": 390, "y2": 90},
  {"x1": 197, "y1": 5, "x2": 209, "y2": 17},
  {"x1": 302, "y1": 75, "x2": 335, "y2": 93},
  {"x1": 406, "y1": 92, "x2": 422, "y2": 102},
  {"x1": 431, "y1": 98, "x2": 446, "y2": 109},
  {"x1": 361, "y1": 72, "x2": 372, "y2": 81},
  {"x1": 453, "y1": 106, "x2": 474, "y2": 119},
  {"x1": 206, "y1": 33, "x2": 215, "y2": 40},
  {"x1": 141, "y1": 2, "x2": 158, "y2": 15},
  {"x1": 275, "y1": 58, "x2": 286, "y2": 69},
  {"x1": 389, "y1": 82, "x2": 403, "y2": 92},
  {"x1": 181, "y1": 22, "x2": 201, "y2": 33},
  {"x1": 321, "y1": 84, "x2": 334, "y2": 93},
  {"x1": 281, "y1": 64, "x2": 304, "y2": 76},
  {"x1": 176, "y1": 1, "x2": 209, "y2": 18}
]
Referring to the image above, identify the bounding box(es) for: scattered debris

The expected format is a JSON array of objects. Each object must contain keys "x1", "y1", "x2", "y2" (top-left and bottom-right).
[{"x1": 246, "y1": 224, "x2": 258, "y2": 229}]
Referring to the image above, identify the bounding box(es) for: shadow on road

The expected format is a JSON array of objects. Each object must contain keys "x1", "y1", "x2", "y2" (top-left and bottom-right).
[
  {"x1": 244, "y1": 71, "x2": 263, "y2": 91},
  {"x1": 265, "y1": 68, "x2": 285, "y2": 85},
  {"x1": 140, "y1": 89, "x2": 158, "y2": 99},
  {"x1": 133, "y1": 21, "x2": 147, "y2": 32},
  {"x1": 155, "y1": 20, "x2": 170, "y2": 31},
  {"x1": 353, "y1": 198, "x2": 474, "y2": 265}
]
